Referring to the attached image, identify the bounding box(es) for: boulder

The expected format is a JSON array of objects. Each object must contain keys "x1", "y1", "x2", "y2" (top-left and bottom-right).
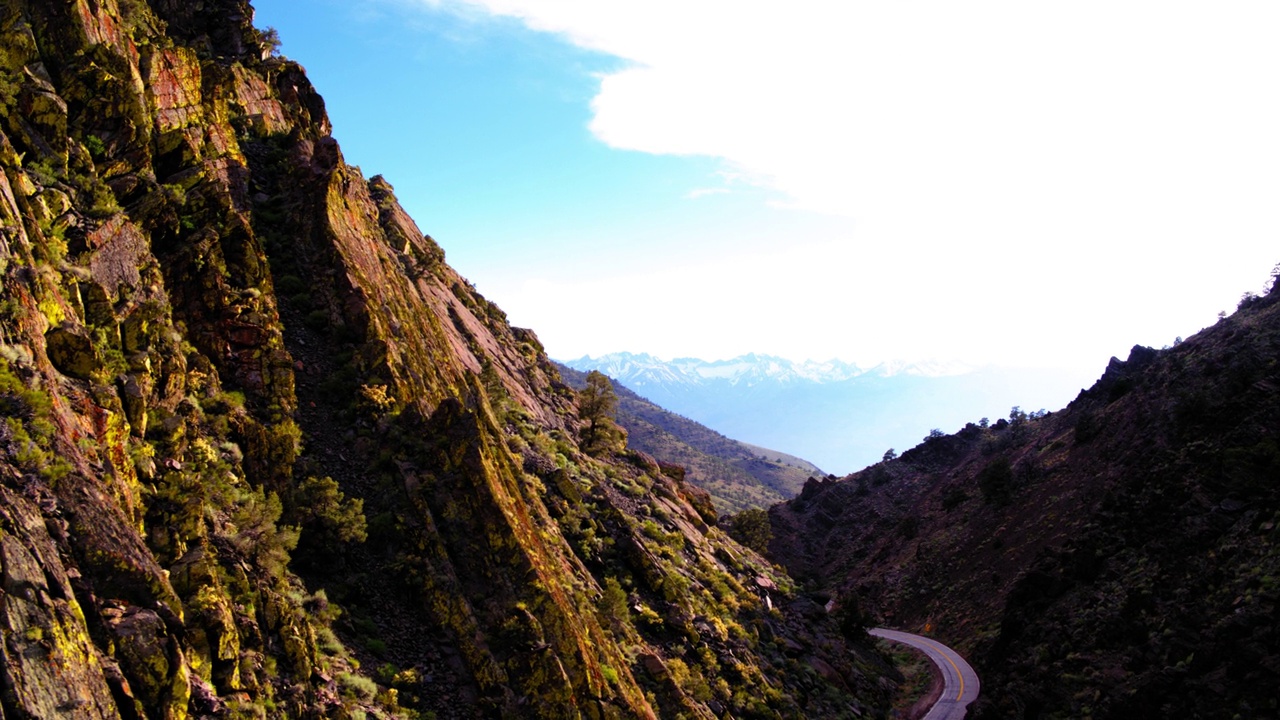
[{"x1": 45, "y1": 322, "x2": 97, "y2": 380}]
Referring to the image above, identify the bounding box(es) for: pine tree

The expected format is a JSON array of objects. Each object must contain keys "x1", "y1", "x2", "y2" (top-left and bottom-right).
[{"x1": 578, "y1": 370, "x2": 625, "y2": 455}]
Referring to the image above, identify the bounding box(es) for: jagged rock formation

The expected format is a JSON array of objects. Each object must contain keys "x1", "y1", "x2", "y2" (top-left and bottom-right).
[
  {"x1": 0, "y1": 1, "x2": 894, "y2": 717},
  {"x1": 771, "y1": 285, "x2": 1280, "y2": 719}
]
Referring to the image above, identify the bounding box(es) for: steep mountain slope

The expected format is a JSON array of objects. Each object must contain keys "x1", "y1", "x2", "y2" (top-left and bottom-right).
[
  {"x1": 770, "y1": 282, "x2": 1280, "y2": 719},
  {"x1": 564, "y1": 352, "x2": 1088, "y2": 473},
  {"x1": 557, "y1": 363, "x2": 822, "y2": 514},
  {"x1": 0, "y1": 1, "x2": 894, "y2": 718}
]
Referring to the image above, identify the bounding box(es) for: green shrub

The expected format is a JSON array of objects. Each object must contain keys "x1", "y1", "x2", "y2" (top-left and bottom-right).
[
  {"x1": 660, "y1": 572, "x2": 690, "y2": 603},
  {"x1": 977, "y1": 457, "x2": 1014, "y2": 506},
  {"x1": 640, "y1": 519, "x2": 664, "y2": 542},
  {"x1": 267, "y1": 418, "x2": 302, "y2": 469},
  {"x1": 338, "y1": 672, "x2": 377, "y2": 701},
  {"x1": 316, "y1": 627, "x2": 344, "y2": 656},
  {"x1": 229, "y1": 486, "x2": 298, "y2": 574},
  {"x1": 1074, "y1": 410, "x2": 1101, "y2": 444},
  {"x1": 598, "y1": 577, "x2": 630, "y2": 633},
  {"x1": 86, "y1": 179, "x2": 120, "y2": 218},
  {"x1": 0, "y1": 359, "x2": 71, "y2": 482},
  {"x1": 375, "y1": 663, "x2": 399, "y2": 685},
  {"x1": 941, "y1": 486, "x2": 969, "y2": 511},
  {"x1": 292, "y1": 476, "x2": 368, "y2": 556},
  {"x1": 725, "y1": 508, "x2": 772, "y2": 553},
  {"x1": 275, "y1": 274, "x2": 307, "y2": 295},
  {"x1": 390, "y1": 667, "x2": 422, "y2": 690},
  {"x1": 83, "y1": 135, "x2": 106, "y2": 159},
  {"x1": 304, "y1": 310, "x2": 330, "y2": 330}
]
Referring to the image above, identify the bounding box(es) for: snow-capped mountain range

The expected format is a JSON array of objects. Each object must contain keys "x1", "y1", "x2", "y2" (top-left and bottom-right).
[
  {"x1": 560, "y1": 352, "x2": 1092, "y2": 474},
  {"x1": 564, "y1": 352, "x2": 974, "y2": 391}
]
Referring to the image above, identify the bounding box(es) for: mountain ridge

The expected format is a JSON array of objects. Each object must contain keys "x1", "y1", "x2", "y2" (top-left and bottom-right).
[
  {"x1": 564, "y1": 352, "x2": 1087, "y2": 473},
  {"x1": 0, "y1": 1, "x2": 894, "y2": 717},
  {"x1": 564, "y1": 351, "x2": 976, "y2": 388},
  {"x1": 768, "y1": 280, "x2": 1280, "y2": 719},
  {"x1": 557, "y1": 362, "x2": 824, "y2": 514}
]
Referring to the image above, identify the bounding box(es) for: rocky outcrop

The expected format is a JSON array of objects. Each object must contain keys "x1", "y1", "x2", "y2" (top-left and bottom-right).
[
  {"x1": 0, "y1": 0, "x2": 893, "y2": 717},
  {"x1": 0, "y1": 484, "x2": 122, "y2": 719}
]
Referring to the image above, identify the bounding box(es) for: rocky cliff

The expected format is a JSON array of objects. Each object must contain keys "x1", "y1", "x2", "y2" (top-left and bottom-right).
[
  {"x1": 771, "y1": 282, "x2": 1280, "y2": 719},
  {"x1": 0, "y1": 1, "x2": 893, "y2": 717}
]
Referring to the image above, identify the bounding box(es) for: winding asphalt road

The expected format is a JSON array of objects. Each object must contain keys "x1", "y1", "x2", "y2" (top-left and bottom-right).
[{"x1": 870, "y1": 628, "x2": 980, "y2": 720}]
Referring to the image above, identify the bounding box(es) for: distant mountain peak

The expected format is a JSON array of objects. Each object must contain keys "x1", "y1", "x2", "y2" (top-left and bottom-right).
[
  {"x1": 561, "y1": 352, "x2": 975, "y2": 388},
  {"x1": 560, "y1": 352, "x2": 1081, "y2": 471},
  {"x1": 864, "y1": 358, "x2": 977, "y2": 378}
]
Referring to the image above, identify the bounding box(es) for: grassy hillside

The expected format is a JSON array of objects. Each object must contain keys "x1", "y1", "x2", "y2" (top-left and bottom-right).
[
  {"x1": 738, "y1": 441, "x2": 824, "y2": 475},
  {"x1": 558, "y1": 363, "x2": 822, "y2": 514}
]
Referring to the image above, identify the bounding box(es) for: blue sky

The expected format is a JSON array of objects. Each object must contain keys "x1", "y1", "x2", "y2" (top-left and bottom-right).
[
  {"x1": 251, "y1": 2, "x2": 747, "y2": 259},
  {"x1": 252, "y1": 0, "x2": 1280, "y2": 391}
]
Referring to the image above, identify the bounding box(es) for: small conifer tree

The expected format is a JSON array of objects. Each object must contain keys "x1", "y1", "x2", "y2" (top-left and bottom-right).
[{"x1": 578, "y1": 370, "x2": 625, "y2": 455}]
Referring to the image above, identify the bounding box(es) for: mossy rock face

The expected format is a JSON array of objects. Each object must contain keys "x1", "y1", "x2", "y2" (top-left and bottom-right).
[
  {"x1": 262, "y1": 590, "x2": 317, "y2": 680},
  {"x1": 103, "y1": 605, "x2": 191, "y2": 719},
  {"x1": 168, "y1": 544, "x2": 218, "y2": 597},
  {"x1": 18, "y1": 84, "x2": 69, "y2": 159},
  {"x1": 120, "y1": 372, "x2": 150, "y2": 430},
  {"x1": 38, "y1": 186, "x2": 72, "y2": 220},
  {"x1": 44, "y1": 321, "x2": 97, "y2": 379},
  {"x1": 497, "y1": 605, "x2": 577, "y2": 715},
  {"x1": 0, "y1": 487, "x2": 121, "y2": 718},
  {"x1": 0, "y1": 1, "x2": 899, "y2": 718},
  {"x1": 171, "y1": 547, "x2": 242, "y2": 691}
]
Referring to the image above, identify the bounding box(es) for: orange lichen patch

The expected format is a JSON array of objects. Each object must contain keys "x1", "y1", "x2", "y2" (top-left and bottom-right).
[
  {"x1": 72, "y1": 0, "x2": 140, "y2": 71},
  {"x1": 231, "y1": 65, "x2": 289, "y2": 136},
  {"x1": 146, "y1": 47, "x2": 204, "y2": 134}
]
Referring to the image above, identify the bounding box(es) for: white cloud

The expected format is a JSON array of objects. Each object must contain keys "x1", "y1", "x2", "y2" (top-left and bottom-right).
[{"x1": 417, "y1": 0, "x2": 1280, "y2": 370}]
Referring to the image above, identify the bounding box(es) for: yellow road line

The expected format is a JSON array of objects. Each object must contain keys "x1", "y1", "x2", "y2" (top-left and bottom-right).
[{"x1": 916, "y1": 637, "x2": 965, "y2": 700}]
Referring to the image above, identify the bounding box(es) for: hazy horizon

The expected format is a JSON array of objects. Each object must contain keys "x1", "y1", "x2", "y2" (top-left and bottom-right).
[{"x1": 561, "y1": 352, "x2": 1104, "y2": 473}]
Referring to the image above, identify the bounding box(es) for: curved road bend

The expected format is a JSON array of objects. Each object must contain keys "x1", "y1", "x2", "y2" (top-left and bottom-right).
[{"x1": 870, "y1": 628, "x2": 981, "y2": 720}]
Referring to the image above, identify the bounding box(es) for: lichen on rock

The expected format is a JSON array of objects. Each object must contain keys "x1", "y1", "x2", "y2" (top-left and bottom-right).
[{"x1": 0, "y1": 1, "x2": 896, "y2": 718}]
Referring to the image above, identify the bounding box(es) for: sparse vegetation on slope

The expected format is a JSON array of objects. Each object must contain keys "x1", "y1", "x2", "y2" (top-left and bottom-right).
[
  {"x1": 771, "y1": 271, "x2": 1280, "y2": 720},
  {"x1": 0, "y1": 1, "x2": 895, "y2": 717},
  {"x1": 558, "y1": 363, "x2": 821, "y2": 514}
]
